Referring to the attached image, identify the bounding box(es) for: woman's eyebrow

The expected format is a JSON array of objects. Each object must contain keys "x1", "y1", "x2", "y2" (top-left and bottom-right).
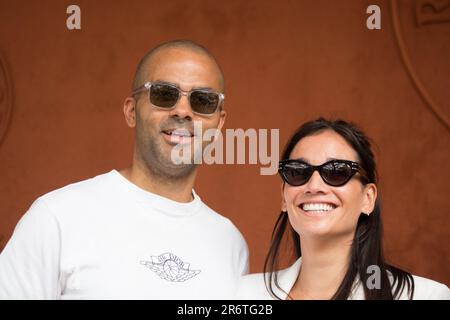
[
  {"x1": 326, "y1": 157, "x2": 359, "y2": 162},
  {"x1": 291, "y1": 157, "x2": 356, "y2": 164},
  {"x1": 292, "y1": 157, "x2": 309, "y2": 163}
]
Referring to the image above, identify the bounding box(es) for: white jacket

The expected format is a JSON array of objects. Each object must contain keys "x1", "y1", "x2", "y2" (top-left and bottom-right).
[{"x1": 236, "y1": 258, "x2": 450, "y2": 300}]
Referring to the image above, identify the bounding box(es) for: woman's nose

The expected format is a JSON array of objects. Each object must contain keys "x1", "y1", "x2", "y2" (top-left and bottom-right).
[{"x1": 304, "y1": 170, "x2": 328, "y2": 194}]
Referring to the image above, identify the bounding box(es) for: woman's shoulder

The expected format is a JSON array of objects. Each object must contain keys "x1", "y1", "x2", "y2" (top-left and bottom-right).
[{"x1": 410, "y1": 274, "x2": 450, "y2": 300}]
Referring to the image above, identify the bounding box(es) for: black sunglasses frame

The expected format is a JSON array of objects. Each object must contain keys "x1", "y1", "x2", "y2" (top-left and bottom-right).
[
  {"x1": 132, "y1": 81, "x2": 225, "y2": 116},
  {"x1": 278, "y1": 159, "x2": 368, "y2": 187}
]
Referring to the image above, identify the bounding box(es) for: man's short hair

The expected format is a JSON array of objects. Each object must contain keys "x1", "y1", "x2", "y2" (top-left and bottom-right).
[{"x1": 132, "y1": 39, "x2": 225, "y2": 92}]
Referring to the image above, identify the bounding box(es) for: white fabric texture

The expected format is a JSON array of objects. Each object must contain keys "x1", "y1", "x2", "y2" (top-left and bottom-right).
[
  {"x1": 236, "y1": 258, "x2": 450, "y2": 300},
  {"x1": 0, "y1": 170, "x2": 249, "y2": 299}
]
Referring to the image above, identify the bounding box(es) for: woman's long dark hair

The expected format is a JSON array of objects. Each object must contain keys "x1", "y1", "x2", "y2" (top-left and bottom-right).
[{"x1": 264, "y1": 118, "x2": 414, "y2": 300}]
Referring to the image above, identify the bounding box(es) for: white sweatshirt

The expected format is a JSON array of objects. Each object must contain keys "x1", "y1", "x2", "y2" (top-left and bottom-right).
[{"x1": 0, "y1": 170, "x2": 249, "y2": 299}]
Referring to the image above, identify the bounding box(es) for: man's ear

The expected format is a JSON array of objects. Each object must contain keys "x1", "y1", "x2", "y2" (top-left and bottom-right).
[
  {"x1": 281, "y1": 182, "x2": 287, "y2": 212},
  {"x1": 123, "y1": 97, "x2": 137, "y2": 128},
  {"x1": 362, "y1": 183, "x2": 377, "y2": 215},
  {"x1": 217, "y1": 109, "x2": 226, "y2": 132},
  {"x1": 209, "y1": 109, "x2": 226, "y2": 143}
]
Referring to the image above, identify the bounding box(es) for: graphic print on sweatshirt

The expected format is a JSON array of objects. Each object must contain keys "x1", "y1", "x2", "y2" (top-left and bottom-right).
[{"x1": 140, "y1": 252, "x2": 201, "y2": 282}]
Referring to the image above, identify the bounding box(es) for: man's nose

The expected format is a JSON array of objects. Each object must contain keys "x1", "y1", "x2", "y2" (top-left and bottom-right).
[{"x1": 168, "y1": 93, "x2": 194, "y2": 120}]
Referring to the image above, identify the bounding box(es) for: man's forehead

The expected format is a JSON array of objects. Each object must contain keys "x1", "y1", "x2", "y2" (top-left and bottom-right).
[{"x1": 145, "y1": 49, "x2": 222, "y2": 90}]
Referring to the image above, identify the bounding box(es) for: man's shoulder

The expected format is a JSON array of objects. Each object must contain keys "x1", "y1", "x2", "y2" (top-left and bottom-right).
[
  {"x1": 34, "y1": 170, "x2": 116, "y2": 213},
  {"x1": 195, "y1": 199, "x2": 248, "y2": 246},
  {"x1": 198, "y1": 201, "x2": 239, "y2": 231},
  {"x1": 42, "y1": 171, "x2": 113, "y2": 198},
  {"x1": 198, "y1": 201, "x2": 230, "y2": 223},
  {"x1": 239, "y1": 272, "x2": 265, "y2": 286},
  {"x1": 236, "y1": 272, "x2": 271, "y2": 300}
]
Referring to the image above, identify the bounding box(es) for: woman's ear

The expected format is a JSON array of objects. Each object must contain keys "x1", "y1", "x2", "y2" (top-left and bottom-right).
[
  {"x1": 281, "y1": 182, "x2": 287, "y2": 212},
  {"x1": 362, "y1": 183, "x2": 377, "y2": 215}
]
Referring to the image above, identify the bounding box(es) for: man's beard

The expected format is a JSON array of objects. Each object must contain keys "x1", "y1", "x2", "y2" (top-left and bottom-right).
[
  {"x1": 135, "y1": 115, "x2": 199, "y2": 181},
  {"x1": 139, "y1": 133, "x2": 197, "y2": 181}
]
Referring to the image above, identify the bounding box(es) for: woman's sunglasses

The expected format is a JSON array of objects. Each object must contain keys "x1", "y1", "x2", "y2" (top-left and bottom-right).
[
  {"x1": 132, "y1": 82, "x2": 225, "y2": 116},
  {"x1": 278, "y1": 159, "x2": 368, "y2": 187}
]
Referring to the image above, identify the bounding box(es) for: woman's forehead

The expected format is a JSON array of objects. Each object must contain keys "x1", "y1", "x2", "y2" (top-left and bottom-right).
[{"x1": 290, "y1": 130, "x2": 359, "y2": 163}]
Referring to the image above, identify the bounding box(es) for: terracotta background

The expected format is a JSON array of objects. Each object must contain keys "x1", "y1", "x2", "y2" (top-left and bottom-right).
[{"x1": 0, "y1": 0, "x2": 449, "y2": 286}]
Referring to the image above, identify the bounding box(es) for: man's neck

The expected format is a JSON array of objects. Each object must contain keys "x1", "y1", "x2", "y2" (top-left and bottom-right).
[
  {"x1": 289, "y1": 235, "x2": 353, "y2": 300},
  {"x1": 119, "y1": 162, "x2": 197, "y2": 203}
]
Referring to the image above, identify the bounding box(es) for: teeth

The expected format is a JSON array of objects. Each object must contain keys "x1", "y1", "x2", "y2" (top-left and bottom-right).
[
  {"x1": 302, "y1": 203, "x2": 335, "y2": 212},
  {"x1": 172, "y1": 132, "x2": 191, "y2": 137},
  {"x1": 165, "y1": 130, "x2": 193, "y2": 137}
]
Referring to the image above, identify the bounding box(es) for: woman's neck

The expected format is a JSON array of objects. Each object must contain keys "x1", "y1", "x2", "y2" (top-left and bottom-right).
[{"x1": 289, "y1": 235, "x2": 353, "y2": 300}]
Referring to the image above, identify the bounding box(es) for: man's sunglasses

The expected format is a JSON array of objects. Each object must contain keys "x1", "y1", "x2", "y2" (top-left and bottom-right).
[
  {"x1": 132, "y1": 82, "x2": 225, "y2": 116},
  {"x1": 278, "y1": 159, "x2": 368, "y2": 187}
]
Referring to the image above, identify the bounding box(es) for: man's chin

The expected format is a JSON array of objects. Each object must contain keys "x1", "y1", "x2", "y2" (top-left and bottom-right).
[
  {"x1": 139, "y1": 142, "x2": 199, "y2": 178},
  {"x1": 161, "y1": 161, "x2": 198, "y2": 179}
]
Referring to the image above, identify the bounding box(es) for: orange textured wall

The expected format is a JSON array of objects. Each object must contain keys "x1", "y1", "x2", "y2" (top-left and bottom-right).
[{"x1": 0, "y1": 0, "x2": 449, "y2": 286}]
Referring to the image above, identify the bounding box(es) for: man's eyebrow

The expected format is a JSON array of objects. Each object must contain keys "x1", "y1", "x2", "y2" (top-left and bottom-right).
[
  {"x1": 153, "y1": 80, "x2": 176, "y2": 86},
  {"x1": 152, "y1": 80, "x2": 215, "y2": 91},
  {"x1": 193, "y1": 86, "x2": 214, "y2": 91}
]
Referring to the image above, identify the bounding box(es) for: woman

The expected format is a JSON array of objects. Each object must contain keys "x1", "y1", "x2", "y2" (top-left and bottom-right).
[{"x1": 237, "y1": 118, "x2": 450, "y2": 299}]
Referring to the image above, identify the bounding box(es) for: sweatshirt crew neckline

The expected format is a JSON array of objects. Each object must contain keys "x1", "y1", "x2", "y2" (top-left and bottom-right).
[{"x1": 109, "y1": 169, "x2": 201, "y2": 218}]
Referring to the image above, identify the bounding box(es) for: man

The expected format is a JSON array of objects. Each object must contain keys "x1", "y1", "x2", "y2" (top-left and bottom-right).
[{"x1": 0, "y1": 40, "x2": 249, "y2": 299}]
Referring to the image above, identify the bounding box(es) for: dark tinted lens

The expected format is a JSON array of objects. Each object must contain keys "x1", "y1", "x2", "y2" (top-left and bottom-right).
[
  {"x1": 281, "y1": 162, "x2": 312, "y2": 186},
  {"x1": 321, "y1": 161, "x2": 353, "y2": 186},
  {"x1": 150, "y1": 84, "x2": 179, "y2": 108},
  {"x1": 189, "y1": 91, "x2": 219, "y2": 114}
]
